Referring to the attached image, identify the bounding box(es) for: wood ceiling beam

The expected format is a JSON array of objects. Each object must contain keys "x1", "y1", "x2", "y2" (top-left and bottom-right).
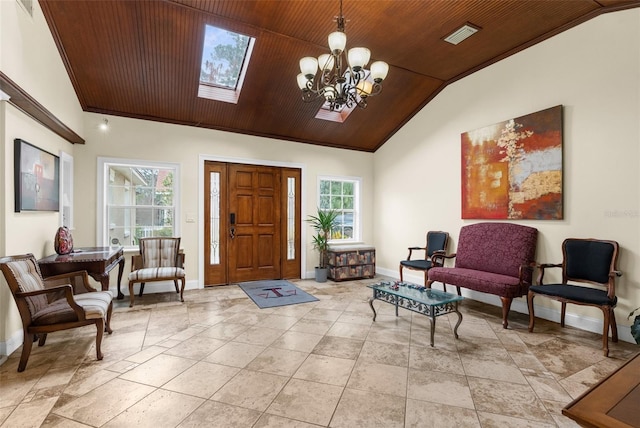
[{"x1": 0, "y1": 71, "x2": 84, "y2": 145}]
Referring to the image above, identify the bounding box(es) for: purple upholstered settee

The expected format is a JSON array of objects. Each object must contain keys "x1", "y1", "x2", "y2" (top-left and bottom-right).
[{"x1": 427, "y1": 222, "x2": 538, "y2": 329}]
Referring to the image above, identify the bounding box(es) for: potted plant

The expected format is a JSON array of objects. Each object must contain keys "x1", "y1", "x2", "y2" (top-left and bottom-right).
[
  {"x1": 306, "y1": 208, "x2": 339, "y2": 282},
  {"x1": 628, "y1": 307, "x2": 640, "y2": 344}
]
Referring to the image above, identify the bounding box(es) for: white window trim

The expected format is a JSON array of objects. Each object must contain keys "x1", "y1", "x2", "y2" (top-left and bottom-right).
[
  {"x1": 97, "y1": 157, "x2": 181, "y2": 248},
  {"x1": 59, "y1": 151, "x2": 74, "y2": 229},
  {"x1": 318, "y1": 175, "x2": 362, "y2": 244}
]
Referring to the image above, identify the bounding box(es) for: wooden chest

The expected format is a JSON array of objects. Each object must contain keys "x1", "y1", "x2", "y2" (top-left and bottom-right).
[{"x1": 328, "y1": 246, "x2": 375, "y2": 281}]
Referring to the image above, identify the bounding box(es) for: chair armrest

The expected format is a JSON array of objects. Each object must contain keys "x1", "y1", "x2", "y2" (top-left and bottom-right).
[
  {"x1": 43, "y1": 270, "x2": 97, "y2": 294},
  {"x1": 406, "y1": 247, "x2": 426, "y2": 261},
  {"x1": 131, "y1": 254, "x2": 143, "y2": 271},
  {"x1": 536, "y1": 263, "x2": 562, "y2": 285},
  {"x1": 431, "y1": 252, "x2": 456, "y2": 266},
  {"x1": 518, "y1": 262, "x2": 537, "y2": 284},
  {"x1": 178, "y1": 250, "x2": 185, "y2": 268},
  {"x1": 611, "y1": 270, "x2": 622, "y2": 278},
  {"x1": 16, "y1": 284, "x2": 85, "y2": 316}
]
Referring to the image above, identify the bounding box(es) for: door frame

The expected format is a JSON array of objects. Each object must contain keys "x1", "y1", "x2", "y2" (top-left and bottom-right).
[{"x1": 198, "y1": 154, "x2": 307, "y2": 288}]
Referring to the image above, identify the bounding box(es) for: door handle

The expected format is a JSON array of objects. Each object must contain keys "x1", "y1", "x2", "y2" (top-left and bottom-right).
[{"x1": 230, "y1": 226, "x2": 236, "y2": 240}]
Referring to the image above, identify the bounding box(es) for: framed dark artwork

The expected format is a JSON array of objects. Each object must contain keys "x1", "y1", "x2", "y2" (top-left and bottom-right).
[
  {"x1": 461, "y1": 105, "x2": 563, "y2": 220},
  {"x1": 14, "y1": 138, "x2": 60, "y2": 212}
]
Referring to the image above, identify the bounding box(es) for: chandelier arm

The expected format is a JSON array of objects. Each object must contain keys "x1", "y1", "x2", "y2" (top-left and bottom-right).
[{"x1": 368, "y1": 82, "x2": 383, "y2": 97}]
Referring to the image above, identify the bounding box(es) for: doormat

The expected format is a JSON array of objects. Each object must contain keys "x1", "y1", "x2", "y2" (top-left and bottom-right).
[{"x1": 237, "y1": 280, "x2": 318, "y2": 309}]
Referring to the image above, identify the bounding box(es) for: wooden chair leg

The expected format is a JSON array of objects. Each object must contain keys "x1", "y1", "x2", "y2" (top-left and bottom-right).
[
  {"x1": 18, "y1": 332, "x2": 34, "y2": 372},
  {"x1": 399, "y1": 265, "x2": 404, "y2": 282},
  {"x1": 38, "y1": 333, "x2": 48, "y2": 347},
  {"x1": 610, "y1": 307, "x2": 618, "y2": 342},
  {"x1": 105, "y1": 301, "x2": 114, "y2": 334},
  {"x1": 560, "y1": 302, "x2": 566, "y2": 327},
  {"x1": 424, "y1": 271, "x2": 428, "y2": 287},
  {"x1": 95, "y1": 318, "x2": 105, "y2": 361},
  {"x1": 180, "y1": 278, "x2": 186, "y2": 302},
  {"x1": 138, "y1": 282, "x2": 145, "y2": 297},
  {"x1": 602, "y1": 307, "x2": 610, "y2": 357},
  {"x1": 527, "y1": 291, "x2": 536, "y2": 332},
  {"x1": 128, "y1": 281, "x2": 136, "y2": 307},
  {"x1": 499, "y1": 297, "x2": 513, "y2": 329},
  {"x1": 173, "y1": 280, "x2": 179, "y2": 293}
]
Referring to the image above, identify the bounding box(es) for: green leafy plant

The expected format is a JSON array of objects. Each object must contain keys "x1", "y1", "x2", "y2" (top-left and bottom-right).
[
  {"x1": 628, "y1": 307, "x2": 640, "y2": 344},
  {"x1": 306, "y1": 208, "x2": 339, "y2": 268}
]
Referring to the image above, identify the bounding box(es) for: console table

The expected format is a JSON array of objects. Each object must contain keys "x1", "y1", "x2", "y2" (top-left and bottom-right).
[
  {"x1": 563, "y1": 352, "x2": 640, "y2": 427},
  {"x1": 38, "y1": 246, "x2": 125, "y2": 299}
]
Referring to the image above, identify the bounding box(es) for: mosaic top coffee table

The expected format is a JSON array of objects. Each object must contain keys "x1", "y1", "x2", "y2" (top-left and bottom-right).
[{"x1": 367, "y1": 281, "x2": 463, "y2": 346}]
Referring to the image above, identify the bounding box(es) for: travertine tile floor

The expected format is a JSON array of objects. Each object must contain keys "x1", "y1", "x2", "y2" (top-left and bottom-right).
[{"x1": 0, "y1": 277, "x2": 637, "y2": 427}]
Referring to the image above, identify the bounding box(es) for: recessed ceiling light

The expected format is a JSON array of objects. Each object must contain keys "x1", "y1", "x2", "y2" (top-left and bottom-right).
[{"x1": 444, "y1": 23, "x2": 480, "y2": 45}]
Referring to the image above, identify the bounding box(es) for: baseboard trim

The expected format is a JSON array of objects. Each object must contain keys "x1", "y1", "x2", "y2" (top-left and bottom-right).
[
  {"x1": 110, "y1": 279, "x2": 199, "y2": 296},
  {"x1": 0, "y1": 329, "x2": 23, "y2": 363}
]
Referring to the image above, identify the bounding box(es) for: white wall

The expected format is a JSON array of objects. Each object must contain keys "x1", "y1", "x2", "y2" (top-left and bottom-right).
[
  {"x1": 0, "y1": 1, "x2": 84, "y2": 356},
  {"x1": 75, "y1": 113, "x2": 375, "y2": 287},
  {"x1": 0, "y1": 0, "x2": 84, "y2": 133},
  {"x1": 374, "y1": 9, "x2": 640, "y2": 341}
]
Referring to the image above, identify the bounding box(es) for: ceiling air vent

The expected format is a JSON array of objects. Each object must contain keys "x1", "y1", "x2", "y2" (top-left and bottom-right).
[
  {"x1": 444, "y1": 23, "x2": 480, "y2": 45},
  {"x1": 17, "y1": 0, "x2": 33, "y2": 16}
]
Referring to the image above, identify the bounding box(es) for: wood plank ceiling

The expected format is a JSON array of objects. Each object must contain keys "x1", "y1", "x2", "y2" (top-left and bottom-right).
[{"x1": 39, "y1": 0, "x2": 639, "y2": 152}]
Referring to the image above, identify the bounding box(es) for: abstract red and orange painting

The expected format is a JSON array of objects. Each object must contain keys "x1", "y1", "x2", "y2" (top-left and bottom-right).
[{"x1": 461, "y1": 105, "x2": 563, "y2": 220}]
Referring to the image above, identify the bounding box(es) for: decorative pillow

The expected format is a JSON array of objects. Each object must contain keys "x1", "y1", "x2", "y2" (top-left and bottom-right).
[{"x1": 54, "y1": 226, "x2": 74, "y2": 255}]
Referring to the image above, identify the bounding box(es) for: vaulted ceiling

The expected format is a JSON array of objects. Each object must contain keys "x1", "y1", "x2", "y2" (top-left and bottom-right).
[{"x1": 38, "y1": 0, "x2": 639, "y2": 152}]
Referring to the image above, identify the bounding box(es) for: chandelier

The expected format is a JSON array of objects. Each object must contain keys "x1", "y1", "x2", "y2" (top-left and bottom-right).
[{"x1": 296, "y1": 0, "x2": 389, "y2": 111}]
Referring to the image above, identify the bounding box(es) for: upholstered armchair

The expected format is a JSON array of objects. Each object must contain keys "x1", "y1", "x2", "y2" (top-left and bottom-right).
[
  {"x1": 0, "y1": 254, "x2": 113, "y2": 372},
  {"x1": 128, "y1": 237, "x2": 185, "y2": 307},
  {"x1": 399, "y1": 231, "x2": 449, "y2": 285},
  {"x1": 528, "y1": 238, "x2": 621, "y2": 357}
]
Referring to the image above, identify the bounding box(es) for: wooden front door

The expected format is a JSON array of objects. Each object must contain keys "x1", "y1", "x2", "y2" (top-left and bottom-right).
[
  {"x1": 228, "y1": 164, "x2": 281, "y2": 283},
  {"x1": 204, "y1": 161, "x2": 300, "y2": 286}
]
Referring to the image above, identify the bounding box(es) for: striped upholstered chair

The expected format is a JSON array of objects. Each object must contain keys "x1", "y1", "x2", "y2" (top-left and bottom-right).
[
  {"x1": 0, "y1": 254, "x2": 113, "y2": 372},
  {"x1": 128, "y1": 237, "x2": 185, "y2": 307}
]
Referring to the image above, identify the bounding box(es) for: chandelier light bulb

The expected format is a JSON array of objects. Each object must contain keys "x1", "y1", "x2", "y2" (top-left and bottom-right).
[
  {"x1": 328, "y1": 31, "x2": 347, "y2": 54},
  {"x1": 317, "y1": 53, "x2": 335, "y2": 72},
  {"x1": 299, "y1": 57, "x2": 318, "y2": 79},
  {"x1": 348, "y1": 47, "x2": 370, "y2": 72},
  {"x1": 370, "y1": 61, "x2": 389, "y2": 82},
  {"x1": 356, "y1": 80, "x2": 373, "y2": 97},
  {"x1": 296, "y1": 73, "x2": 308, "y2": 90}
]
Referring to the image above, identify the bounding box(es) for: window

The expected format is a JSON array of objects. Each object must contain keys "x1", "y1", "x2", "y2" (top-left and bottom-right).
[
  {"x1": 98, "y1": 158, "x2": 180, "y2": 249},
  {"x1": 318, "y1": 176, "x2": 360, "y2": 242},
  {"x1": 198, "y1": 25, "x2": 255, "y2": 104}
]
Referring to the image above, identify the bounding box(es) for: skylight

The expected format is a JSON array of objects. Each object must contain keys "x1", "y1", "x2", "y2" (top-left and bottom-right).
[
  {"x1": 314, "y1": 72, "x2": 374, "y2": 123},
  {"x1": 198, "y1": 25, "x2": 254, "y2": 103}
]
